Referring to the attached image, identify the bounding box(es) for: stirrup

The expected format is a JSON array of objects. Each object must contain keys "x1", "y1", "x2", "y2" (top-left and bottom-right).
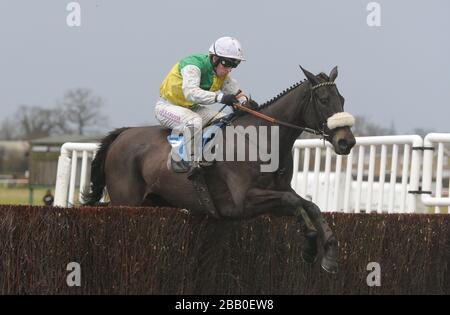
[
  {"x1": 198, "y1": 160, "x2": 214, "y2": 167},
  {"x1": 168, "y1": 154, "x2": 192, "y2": 173},
  {"x1": 187, "y1": 162, "x2": 203, "y2": 180}
]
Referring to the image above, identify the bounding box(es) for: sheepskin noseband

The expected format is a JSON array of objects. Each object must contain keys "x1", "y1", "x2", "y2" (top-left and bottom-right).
[{"x1": 327, "y1": 112, "x2": 355, "y2": 130}]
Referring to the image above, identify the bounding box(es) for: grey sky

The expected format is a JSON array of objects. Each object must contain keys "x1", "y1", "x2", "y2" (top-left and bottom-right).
[{"x1": 1, "y1": 0, "x2": 449, "y2": 133}]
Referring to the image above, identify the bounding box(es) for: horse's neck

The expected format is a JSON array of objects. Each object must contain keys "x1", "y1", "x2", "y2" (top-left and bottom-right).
[{"x1": 259, "y1": 84, "x2": 309, "y2": 148}]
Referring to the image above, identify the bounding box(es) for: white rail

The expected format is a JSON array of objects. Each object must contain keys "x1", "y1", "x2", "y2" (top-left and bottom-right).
[
  {"x1": 54, "y1": 134, "x2": 450, "y2": 212},
  {"x1": 54, "y1": 143, "x2": 99, "y2": 207},
  {"x1": 421, "y1": 133, "x2": 450, "y2": 213},
  {"x1": 291, "y1": 135, "x2": 423, "y2": 213}
]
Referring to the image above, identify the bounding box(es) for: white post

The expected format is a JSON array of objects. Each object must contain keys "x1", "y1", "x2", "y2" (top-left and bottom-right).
[
  {"x1": 79, "y1": 150, "x2": 89, "y2": 204},
  {"x1": 323, "y1": 146, "x2": 332, "y2": 211},
  {"x1": 333, "y1": 155, "x2": 342, "y2": 212},
  {"x1": 54, "y1": 142, "x2": 99, "y2": 208},
  {"x1": 399, "y1": 144, "x2": 410, "y2": 212},
  {"x1": 54, "y1": 151, "x2": 72, "y2": 207},
  {"x1": 435, "y1": 143, "x2": 444, "y2": 213},
  {"x1": 377, "y1": 144, "x2": 387, "y2": 213},
  {"x1": 291, "y1": 147, "x2": 300, "y2": 191},
  {"x1": 343, "y1": 151, "x2": 353, "y2": 213},
  {"x1": 68, "y1": 150, "x2": 78, "y2": 207},
  {"x1": 388, "y1": 144, "x2": 399, "y2": 213},
  {"x1": 366, "y1": 145, "x2": 376, "y2": 212},
  {"x1": 301, "y1": 148, "x2": 310, "y2": 197},
  {"x1": 355, "y1": 146, "x2": 365, "y2": 213},
  {"x1": 408, "y1": 135, "x2": 423, "y2": 213},
  {"x1": 312, "y1": 147, "x2": 321, "y2": 203}
]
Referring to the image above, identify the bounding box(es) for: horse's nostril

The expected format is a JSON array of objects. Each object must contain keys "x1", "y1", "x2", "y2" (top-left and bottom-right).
[{"x1": 338, "y1": 139, "x2": 348, "y2": 151}]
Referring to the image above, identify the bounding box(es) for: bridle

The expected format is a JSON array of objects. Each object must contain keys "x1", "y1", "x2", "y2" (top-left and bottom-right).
[
  {"x1": 305, "y1": 81, "x2": 339, "y2": 139},
  {"x1": 233, "y1": 81, "x2": 339, "y2": 139}
]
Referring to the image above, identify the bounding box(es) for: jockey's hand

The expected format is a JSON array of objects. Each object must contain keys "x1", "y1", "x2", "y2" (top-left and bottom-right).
[
  {"x1": 220, "y1": 94, "x2": 238, "y2": 106},
  {"x1": 235, "y1": 92, "x2": 248, "y2": 104},
  {"x1": 247, "y1": 99, "x2": 259, "y2": 110}
]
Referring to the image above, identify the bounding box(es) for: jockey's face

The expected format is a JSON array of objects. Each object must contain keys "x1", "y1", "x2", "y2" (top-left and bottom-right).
[{"x1": 212, "y1": 56, "x2": 234, "y2": 78}]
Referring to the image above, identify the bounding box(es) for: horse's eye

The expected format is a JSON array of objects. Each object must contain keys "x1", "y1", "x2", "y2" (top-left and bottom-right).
[{"x1": 320, "y1": 97, "x2": 329, "y2": 104}]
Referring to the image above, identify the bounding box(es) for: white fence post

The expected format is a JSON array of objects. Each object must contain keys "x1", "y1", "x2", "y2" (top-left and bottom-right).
[
  {"x1": 421, "y1": 133, "x2": 450, "y2": 211},
  {"x1": 54, "y1": 143, "x2": 99, "y2": 207},
  {"x1": 54, "y1": 150, "x2": 72, "y2": 207},
  {"x1": 408, "y1": 135, "x2": 424, "y2": 213}
]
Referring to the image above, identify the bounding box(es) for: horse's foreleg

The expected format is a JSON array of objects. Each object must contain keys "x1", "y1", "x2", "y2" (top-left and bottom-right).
[
  {"x1": 301, "y1": 200, "x2": 338, "y2": 273},
  {"x1": 281, "y1": 191, "x2": 338, "y2": 273},
  {"x1": 244, "y1": 188, "x2": 338, "y2": 273},
  {"x1": 243, "y1": 188, "x2": 319, "y2": 266}
]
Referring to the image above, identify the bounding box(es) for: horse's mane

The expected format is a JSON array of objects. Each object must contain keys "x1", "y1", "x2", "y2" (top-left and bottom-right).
[
  {"x1": 257, "y1": 80, "x2": 305, "y2": 110},
  {"x1": 256, "y1": 72, "x2": 330, "y2": 111}
]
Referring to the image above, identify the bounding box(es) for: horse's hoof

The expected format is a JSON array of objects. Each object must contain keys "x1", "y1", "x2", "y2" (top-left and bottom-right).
[
  {"x1": 321, "y1": 256, "x2": 338, "y2": 274},
  {"x1": 301, "y1": 250, "x2": 317, "y2": 264},
  {"x1": 301, "y1": 231, "x2": 318, "y2": 264}
]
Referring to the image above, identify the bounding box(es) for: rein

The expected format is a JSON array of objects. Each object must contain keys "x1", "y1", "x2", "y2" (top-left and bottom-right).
[
  {"x1": 234, "y1": 81, "x2": 336, "y2": 138},
  {"x1": 233, "y1": 103, "x2": 325, "y2": 136}
]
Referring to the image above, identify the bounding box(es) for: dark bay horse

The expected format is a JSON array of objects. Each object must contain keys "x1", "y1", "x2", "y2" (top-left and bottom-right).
[{"x1": 84, "y1": 66, "x2": 356, "y2": 273}]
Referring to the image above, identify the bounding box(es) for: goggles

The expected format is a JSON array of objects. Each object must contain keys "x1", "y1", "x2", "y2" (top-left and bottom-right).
[{"x1": 219, "y1": 57, "x2": 241, "y2": 68}]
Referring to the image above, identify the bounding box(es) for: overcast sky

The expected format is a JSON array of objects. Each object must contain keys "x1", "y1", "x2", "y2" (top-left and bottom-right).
[{"x1": 0, "y1": 0, "x2": 449, "y2": 134}]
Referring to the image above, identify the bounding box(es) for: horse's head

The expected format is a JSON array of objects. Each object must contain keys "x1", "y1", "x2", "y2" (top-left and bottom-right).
[{"x1": 300, "y1": 66, "x2": 356, "y2": 155}]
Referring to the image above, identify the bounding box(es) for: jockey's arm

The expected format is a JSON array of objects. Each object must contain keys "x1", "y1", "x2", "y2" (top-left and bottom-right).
[
  {"x1": 220, "y1": 77, "x2": 248, "y2": 104},
  {"x1": 222, "y1": 79, "x2": 258, "y2": 110},
  {"x1": 181, "y1": 65, "x2": 247, "y2": 105},
  {"x1": 181, "y1": 65, "x2": 218, "y2": 105}
]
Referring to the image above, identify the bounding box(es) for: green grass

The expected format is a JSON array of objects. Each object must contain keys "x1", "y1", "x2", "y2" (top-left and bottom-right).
[
  {"x1": 426, "y1": 206, "x2": 449, "y2": 214},
  {"x1": 0, "y1": 186, "x2": 53, "y2": 206}
]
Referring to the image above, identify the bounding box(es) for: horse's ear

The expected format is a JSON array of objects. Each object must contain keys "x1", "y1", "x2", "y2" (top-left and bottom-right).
[
  {"x1": 299, "y1": 65, "x2": 319, "y2": 85},
  {"x1": 329, "y1": 66, "x2": 338, "y2": 82}
]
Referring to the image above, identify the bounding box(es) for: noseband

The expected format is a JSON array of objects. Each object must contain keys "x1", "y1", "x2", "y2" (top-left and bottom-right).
[{"x1": 307, "y1": 81, "x2": 355, "y2": 139}]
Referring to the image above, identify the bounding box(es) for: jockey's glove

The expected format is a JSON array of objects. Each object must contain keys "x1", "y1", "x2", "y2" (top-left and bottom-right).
[
  {"x1": 247, "y1": 99, "x2": 259, "y2": 110},
  {"x1": 219, "y1": 94, "x2": 239, "y2": 106}
]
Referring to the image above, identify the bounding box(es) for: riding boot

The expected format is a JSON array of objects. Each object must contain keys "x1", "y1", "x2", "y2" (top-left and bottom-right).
[
  {"x1": 169, "y1": 153, "x2": 192, "y2": 173},
  {"x1": 168, "y1": 124, "x2": 197, "y2": 173},
  {"x1": 187, "y1": 161, "x2": 202, "y2": 180}
]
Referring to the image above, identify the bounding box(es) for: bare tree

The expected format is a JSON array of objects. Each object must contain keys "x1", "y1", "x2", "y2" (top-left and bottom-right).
[
  {"x1": 0, "y1": 118, "x2": 20, "y2": 140},
  {"x1": 60, "y1": 88, "x2": 108, "y2": 135},
  {"x1": 0, "y1": 88, "x2": 108, "y2": 140},
  {"x1": 51, "y1": 106, "x2": 74, "y2": 135},
  {"x1": 15, "y1": 105, "x2": 56, "y2": 140},
  {"x1": 353, "y1": 115, "x2": 395, "y2": 137}
]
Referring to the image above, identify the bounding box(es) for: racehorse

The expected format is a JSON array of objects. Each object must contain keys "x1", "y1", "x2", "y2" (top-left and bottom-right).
[{"x1": 84, "y1": 66, "x2": 356, "y2": 273}]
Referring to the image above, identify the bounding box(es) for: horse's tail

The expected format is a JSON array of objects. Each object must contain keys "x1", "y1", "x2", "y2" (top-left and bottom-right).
[{"x1": 82, "y1": 127, "x2": 131, "y2": 205}]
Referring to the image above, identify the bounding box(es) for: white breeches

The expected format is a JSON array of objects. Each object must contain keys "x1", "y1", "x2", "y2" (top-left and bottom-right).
[{"x1": 155, "y1": 97, "x2": 226, "y2": 131}]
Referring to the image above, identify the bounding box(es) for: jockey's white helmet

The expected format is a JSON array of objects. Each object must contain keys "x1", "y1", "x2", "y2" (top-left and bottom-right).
[{"x1": 208, "y1": 36, "x2": 245, "y2": 61}]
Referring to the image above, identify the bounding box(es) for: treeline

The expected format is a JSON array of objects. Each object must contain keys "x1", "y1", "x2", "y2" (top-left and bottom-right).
[
  {"x1": 0, "y1": 88, "x2": 108, "y2": 141},
  {"x1": 302, "y1": 115, "x2": 433, "y2": 139}
]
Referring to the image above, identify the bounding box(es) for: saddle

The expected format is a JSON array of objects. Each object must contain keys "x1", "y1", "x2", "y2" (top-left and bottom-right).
[{"x1": 166, "y1": 116, "x2": 231, "y2": 173}]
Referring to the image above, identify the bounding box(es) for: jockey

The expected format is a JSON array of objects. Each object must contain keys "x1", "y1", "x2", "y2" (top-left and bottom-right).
[{"x1": 155, "y1": 36, "x2": 248, "y2": 172}]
